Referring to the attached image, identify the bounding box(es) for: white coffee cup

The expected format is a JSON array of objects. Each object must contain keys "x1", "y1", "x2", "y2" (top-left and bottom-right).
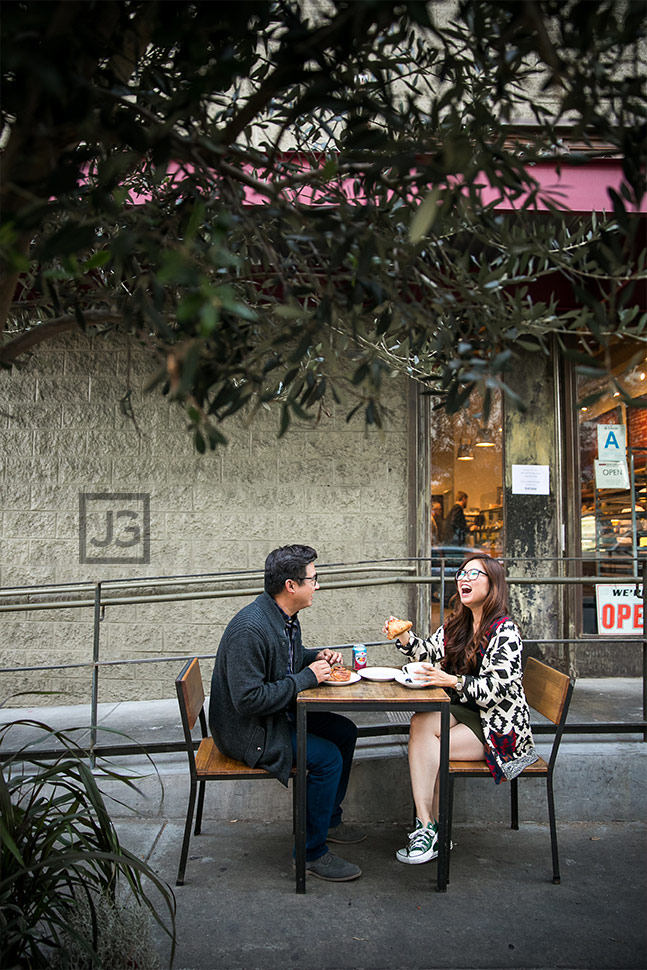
[{"x1": 402, "y1": 661, "x2": 430, "y2": 678}]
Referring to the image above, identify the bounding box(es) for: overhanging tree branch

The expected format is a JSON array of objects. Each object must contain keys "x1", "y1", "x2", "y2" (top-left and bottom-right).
[
  {"x1": 0, "y1": 0, "x2": 644, "y2": 442},
  {"x1": 0, "y1": 312, "x2": 122, "y2": 367}
]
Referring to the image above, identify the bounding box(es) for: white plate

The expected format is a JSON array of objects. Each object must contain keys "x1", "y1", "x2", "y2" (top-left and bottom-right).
[
  {"x1": 323, "y1": 670, "x2": 361, "y2": 686},
  {"x1": 394, "y1": 669, "x2": 433, "y2": 690},
  {"x1": 358, "y1": 666, "x2": 399, "y2": 682}
]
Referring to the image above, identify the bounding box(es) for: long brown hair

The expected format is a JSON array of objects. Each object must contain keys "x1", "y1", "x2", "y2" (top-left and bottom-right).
[{"x1": 442, "y1": 554, "x2": 509, "y2": 674}]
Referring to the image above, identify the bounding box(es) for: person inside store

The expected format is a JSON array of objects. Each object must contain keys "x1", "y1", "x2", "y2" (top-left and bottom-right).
[
  {"x1": 431, "y1": 502, "x2": 444, "y2": 601},
  {"x1": 431, "y1": 500, "x2": 444, "y2": 544},
  {"x1": 209, "y1": 544, "x2": 365, "y2": 882},
  {"x1": 383, "y1": 553, "x2": 538, "y2": 864},
  {"x1": 442, "y1": 490, "x2": 477, "y2": 547}
]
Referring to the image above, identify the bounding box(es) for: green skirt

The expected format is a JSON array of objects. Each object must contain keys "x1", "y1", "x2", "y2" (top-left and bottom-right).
[{"x1": 449, "y1": 703, "x2": 485, "y2": 745}]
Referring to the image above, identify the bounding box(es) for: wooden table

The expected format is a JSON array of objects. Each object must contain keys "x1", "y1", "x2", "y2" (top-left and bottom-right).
[{"x1": 295, "y1": 678, "x2": 451, "y2": 893}]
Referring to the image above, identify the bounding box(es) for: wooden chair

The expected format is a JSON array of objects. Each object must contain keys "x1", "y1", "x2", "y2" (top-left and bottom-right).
[
  {"x1": 175, "y1": 657, "x2": 296, "y2": 886},
  {"x1": 447, "y1": 656, "x2": 574, "y2": 884}
]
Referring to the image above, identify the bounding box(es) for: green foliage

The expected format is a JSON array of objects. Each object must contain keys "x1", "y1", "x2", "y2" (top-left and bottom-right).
[
  {"x1": 0, "y1": 720, "x2": 175, "y2": 969},
  {"x1": 0, "y1": 0, "x2": 645, "y2": 445}
]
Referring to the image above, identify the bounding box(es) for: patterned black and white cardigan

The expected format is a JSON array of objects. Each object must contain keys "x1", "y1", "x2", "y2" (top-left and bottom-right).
[{"x1": 397, "y1": 618, "x2": 539, "y2": 784}]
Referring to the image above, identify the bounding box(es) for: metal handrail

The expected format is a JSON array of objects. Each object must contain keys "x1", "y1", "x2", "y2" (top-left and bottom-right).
[
  {"x1": 1, "y1": 559, "x2": 645, "y2": 760},
  {"x1": 0, "y1": 571, "x2": 643, "y2": 613},
  {"x1": 0, "y1": 563, "x2": 416, "y2": 600},
  {"x1": 0, "y1": 564, "x2": 417, "y2": 610}
]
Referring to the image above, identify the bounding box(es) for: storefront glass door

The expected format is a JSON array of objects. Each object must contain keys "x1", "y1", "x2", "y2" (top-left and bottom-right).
[
  {"x1": 430, "y1": 391, "x2": 504, "y2": 619},
  {"x1": 578, "y1": 353, "x2": 647, "y2": 634}
]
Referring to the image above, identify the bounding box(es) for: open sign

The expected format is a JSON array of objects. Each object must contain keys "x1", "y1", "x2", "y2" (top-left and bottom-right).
[{"x1": 595, "y1": 585, "x2": 644, "y2": 635}]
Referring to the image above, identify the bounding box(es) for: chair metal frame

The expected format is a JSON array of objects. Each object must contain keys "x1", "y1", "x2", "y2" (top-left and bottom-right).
[
  {"x1": 447, "y1": 656, "x2": 575, "y2": 884},
  {"x1": 175, "y1": 657, "x2": 296, "y2": 886}
]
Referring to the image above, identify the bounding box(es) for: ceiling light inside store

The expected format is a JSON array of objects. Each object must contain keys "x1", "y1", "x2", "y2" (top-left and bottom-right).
[
  {"x1": 475, "y1": 427, "x2": 495, "y2": 447},
  {"x1": 457, "y1": 441, "x2": 474, "y2": 461}
]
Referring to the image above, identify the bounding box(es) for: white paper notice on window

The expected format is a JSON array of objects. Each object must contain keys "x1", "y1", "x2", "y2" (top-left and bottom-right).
[
  {"x1": 511, "y1": 464, "x2": 550, "y2": 495},
  {"x1": 594, "y1": 459, "x2": 630, "y2": 490}
]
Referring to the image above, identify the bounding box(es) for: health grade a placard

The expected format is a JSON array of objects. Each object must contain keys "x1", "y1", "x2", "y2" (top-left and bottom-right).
[{"x1": 596, "y1": 584, "x2": 644, "y2": 635}]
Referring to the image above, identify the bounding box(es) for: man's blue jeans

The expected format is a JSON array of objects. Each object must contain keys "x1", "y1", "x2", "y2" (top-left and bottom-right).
[{"x1": 289, "y1": 711, "x2": 358, "y2": 862}]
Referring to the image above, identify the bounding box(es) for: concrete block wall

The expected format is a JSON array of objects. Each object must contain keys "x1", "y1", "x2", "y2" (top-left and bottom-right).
[{"x1": 0, "y1": 333, "x2": 412, "y2": 704}]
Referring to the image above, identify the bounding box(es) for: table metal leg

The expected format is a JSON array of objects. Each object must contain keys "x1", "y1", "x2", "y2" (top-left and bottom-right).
[
  {"x1": 436, "y1": 702, "x2": 450, "y2": 892},
  {"x1": 295, "y1": 702, "x2": 307, "y2": 893},
  {"x1": 295, "y1": 695, "x2": 449, "y2": 893}
]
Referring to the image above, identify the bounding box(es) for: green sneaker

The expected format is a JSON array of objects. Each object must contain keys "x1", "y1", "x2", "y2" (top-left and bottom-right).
[{"x1": 396, "y1": 819, "x2": 438, "y2": 864}]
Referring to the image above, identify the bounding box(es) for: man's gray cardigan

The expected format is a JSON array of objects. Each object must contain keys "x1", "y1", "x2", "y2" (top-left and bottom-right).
[{"x1": 209, "y1": 591, "x2": 319, "y2": 786}]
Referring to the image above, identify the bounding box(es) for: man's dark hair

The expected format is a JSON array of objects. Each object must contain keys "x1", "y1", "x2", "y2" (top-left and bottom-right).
[
  {"x1": 264, "y1": 544, "x2": 318, "y2": 596},
  {"x1": 456, "y1": 491, "x2": 468, "y2": 502}
]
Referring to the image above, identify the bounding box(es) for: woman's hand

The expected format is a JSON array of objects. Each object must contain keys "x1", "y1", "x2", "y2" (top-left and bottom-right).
[
  {"x1": 382, "y1": 615, "x2": 411, "y2": 646},
  {"x1": 408, "y1": 663, "x2": 458, "y2": 688}
]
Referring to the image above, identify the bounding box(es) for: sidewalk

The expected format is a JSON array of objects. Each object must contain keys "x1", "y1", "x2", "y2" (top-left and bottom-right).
[
  {"x1": 2, "y1": 679, "x2": 646, "y2": 969},
  {"x1": 116, "y1": 817, "x2": 646, "y2": 970}
]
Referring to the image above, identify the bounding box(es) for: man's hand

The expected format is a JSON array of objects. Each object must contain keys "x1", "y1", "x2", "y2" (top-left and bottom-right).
[
  {"x1": 315, "y1": 648, "x2": 343, "y2": 665},
  {"x1": 309, "y1": 659, "x2": 332, "y2": 683}
]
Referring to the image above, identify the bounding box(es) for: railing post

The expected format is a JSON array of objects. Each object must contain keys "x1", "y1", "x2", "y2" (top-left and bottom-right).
[
  {"x1": 90, "y1": 582, "x2": 102, "y2": 766},
  {"x1": 440, "y1": 558, "x2": 446, "y2": 624},
  {"x1": 642, "y1": 560, "x2": 646, "y2": 743},
  {"x1": 630, "y1": 451, "x2": 638, "y2": 578}
]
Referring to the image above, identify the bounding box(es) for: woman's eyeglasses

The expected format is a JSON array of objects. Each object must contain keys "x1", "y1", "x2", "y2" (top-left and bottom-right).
[{"x1": 455, "y1": 568, "x2": 488, "y2": 582}]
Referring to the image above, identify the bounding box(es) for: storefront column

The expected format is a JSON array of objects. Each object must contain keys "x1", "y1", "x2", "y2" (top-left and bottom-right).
[
  {"x1": 410, "y1": 381, "x2": 431, "y2": 629},
  {"x1": 504, "y1": 352, "x2": 562, "y2": 664}
]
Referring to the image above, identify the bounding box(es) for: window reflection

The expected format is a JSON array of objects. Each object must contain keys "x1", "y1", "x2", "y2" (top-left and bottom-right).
[
  {"x1": 430, "y1": 392, "x2": 504, "y2": 618},
  {"x1": 578, "y1": 354, "x2": 647, "y2": 634}
]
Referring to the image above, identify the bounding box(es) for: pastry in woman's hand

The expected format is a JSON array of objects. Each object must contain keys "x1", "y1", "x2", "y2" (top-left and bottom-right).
[{"x1": 385, "y1": 618, "x2": 413, "y2": 640}]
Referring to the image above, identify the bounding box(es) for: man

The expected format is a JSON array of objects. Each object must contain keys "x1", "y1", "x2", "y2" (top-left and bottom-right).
[
  {"x1": 442, "y1": 491, "x2": 476, "y2": 547},
  {"x1": 209, "y1": 544, "x2": 365, "y2": 882}
]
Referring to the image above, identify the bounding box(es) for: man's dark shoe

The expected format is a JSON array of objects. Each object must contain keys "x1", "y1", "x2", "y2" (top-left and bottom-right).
[
  {"x1": 304, "y1": 851, "x2": 362, "y2": 882},
  {"x1": 327, "y1": 822, "x2": 367, "y2": 844}
]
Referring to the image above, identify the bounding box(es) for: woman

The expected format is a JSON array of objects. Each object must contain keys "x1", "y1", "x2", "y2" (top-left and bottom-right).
[{"x1": 384, "y1": 553, "x2": 537, "y2": 865}]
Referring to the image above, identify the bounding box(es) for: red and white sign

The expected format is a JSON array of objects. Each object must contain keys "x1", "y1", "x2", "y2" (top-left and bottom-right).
[{"x1": 596, "y1": 584, "x2": 644, "y2": 635}]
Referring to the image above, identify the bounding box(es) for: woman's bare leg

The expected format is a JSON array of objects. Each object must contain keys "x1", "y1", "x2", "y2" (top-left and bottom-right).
[{"x1": 408, "y1": 712, "x2": 485, "y2": 824}]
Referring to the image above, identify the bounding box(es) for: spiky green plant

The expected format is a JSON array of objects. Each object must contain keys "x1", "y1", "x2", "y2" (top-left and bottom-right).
[{"x1": 0, "y1": 720, "x2": 176, "y2": 969}]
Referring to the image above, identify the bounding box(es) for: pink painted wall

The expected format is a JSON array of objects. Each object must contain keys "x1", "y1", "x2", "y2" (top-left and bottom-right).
[{"x1": 123, "y1": 157, "x2": 644, "y2": 214}]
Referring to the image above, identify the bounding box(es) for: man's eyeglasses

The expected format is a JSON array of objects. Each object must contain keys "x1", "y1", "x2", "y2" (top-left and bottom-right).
[
  {"x1": 299, "y1": 574, "x2": 318, "y2": 585},
  {"x1": 455, "y1": 568, "x2": 488, "y2": 582}
]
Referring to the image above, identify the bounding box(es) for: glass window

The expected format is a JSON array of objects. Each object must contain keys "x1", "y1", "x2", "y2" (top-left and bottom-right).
[
  {"x1": 430, "y1": 391, "x2": 504, "y2": 619},
  {"x1": 578, "y1": 354, "x2": 647, "y2": 634}
]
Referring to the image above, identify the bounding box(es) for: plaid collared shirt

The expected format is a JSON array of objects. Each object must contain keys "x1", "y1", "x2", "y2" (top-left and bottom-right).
[{"x1": 276, "y1": 603, "x2": 300, "y2": 675}]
